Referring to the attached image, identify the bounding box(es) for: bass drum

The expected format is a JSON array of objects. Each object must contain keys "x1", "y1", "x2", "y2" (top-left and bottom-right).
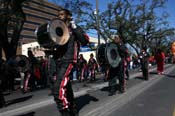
[
  {"x1": 14, "y1": 55, "x2": 31, "y2": 73},
  {"x1": 35, "y1": 18, "x2": 70, "y2": 48},
  {"x1": 96, "y1": 43, "x2": 121, "y2": 68}
]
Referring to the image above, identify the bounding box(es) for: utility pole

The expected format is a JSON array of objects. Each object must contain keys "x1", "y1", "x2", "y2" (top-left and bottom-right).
[{"x1": 96, "y1": 0, "x2": 100, "y2": 45}]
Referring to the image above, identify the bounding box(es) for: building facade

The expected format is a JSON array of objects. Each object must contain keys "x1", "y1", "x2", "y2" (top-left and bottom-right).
[{"x1": 5, "y1": 0, "x2": 104, "y2": 60}]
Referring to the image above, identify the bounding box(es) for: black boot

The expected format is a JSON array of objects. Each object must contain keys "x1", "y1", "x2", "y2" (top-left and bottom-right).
[
  {"x1": 0, "y1": 99, "x2": 5, "y2": 108},
  {"x1": 108, "y1": 86, "x2": 116, "y2": 96},
  {"x1": 0, "y1": 101, "x2": 5, "y2": 108},
  {"x1": 125, "y1": 76, "x2": 129, "y2": 80},
  {"x1": 70, "y1": 103, "x2": 79, "y2": 116},
  {"x1": 145, "y1": 76, "x2": 149, "y2": 80},
  {"x1": 118, "y1": 86, "x2": 125, "y2": 94},
  {"x1": 61, "y1": 110, "x2": 71, "y2": 116},
  {"x1": 0, "y1": 92, "x2": 5, "y2": 108},
  {"x1": 70, "y1": 110, "x2": 79, "y2": 116}
]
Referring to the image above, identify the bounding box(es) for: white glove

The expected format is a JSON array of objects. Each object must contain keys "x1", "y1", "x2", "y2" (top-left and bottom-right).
[{"x1": 70, "y1": 20, "x2": 77, "y2": 29}]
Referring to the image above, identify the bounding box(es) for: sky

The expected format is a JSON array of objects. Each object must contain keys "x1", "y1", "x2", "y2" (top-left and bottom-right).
[
  {"x1": 48, "y1": 0, "x2": 175, "y2": 37},
  {"x1": 87, "y1": 0, "x2": 175, "y2": 28},
  {"x1": 164, "y1": 0, "x2": 175, "y2": 27},
  {"x1": 87, "y1": 0, "x2": 175, "y2": 38},
  {"x1": 48, "y1": 0, "x2": 175, "y2": 27}
]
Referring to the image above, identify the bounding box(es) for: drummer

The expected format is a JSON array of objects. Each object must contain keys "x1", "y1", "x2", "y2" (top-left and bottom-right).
[
  {"x1": 106, "y1": 35, "x2": 129, "y2": 96},
  {"x1": 50, "y1": 8, "x2": 89, "y2": 116}
]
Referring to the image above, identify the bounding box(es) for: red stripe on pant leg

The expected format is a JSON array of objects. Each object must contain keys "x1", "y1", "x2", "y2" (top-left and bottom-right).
[
  {"x1": 123, "y1": 61, "x2": 127, "y2": 90},
  {"x1": 81, "y1": 68, "x2": 85, "y2": 80},
  {"x1": 24, "y1": 73, "x2": 30, "y2": 92},
  {"x1": 59, "y1": 64, "x2": 73, "y2": 109}
]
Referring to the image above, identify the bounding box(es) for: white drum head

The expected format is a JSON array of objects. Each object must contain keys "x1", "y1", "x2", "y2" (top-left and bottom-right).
[
  {"x1": 49, "y1": 19, "x2": 70, "y2": 45},
  {"x1": 106, "y1": 43, "x2": 121, "y2": 68}
]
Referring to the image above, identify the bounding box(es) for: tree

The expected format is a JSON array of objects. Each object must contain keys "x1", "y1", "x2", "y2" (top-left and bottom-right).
[
  {"x1": 105, "y1": 0, "x2": 174, "y2": 55},
  {"x1": 0, "y1": 0, "x2": 27, "y2": 60},
  {"x1": 42, "y1": 0, "x2": 175, "y2": 55}
]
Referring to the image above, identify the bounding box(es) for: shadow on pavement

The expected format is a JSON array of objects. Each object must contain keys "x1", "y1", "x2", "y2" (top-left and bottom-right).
[
  {"x1": 163, "y1": 74, "x2": 175, "y2": 78},
  {"x1": 76, "y1": 94, "x2": 98, "y2": 112},
  {"x1": 100, "y1": 86, "x2": 110, "y2": 92},
  {"x1": 149, "y1": 71, "x2": 158, "y2": 75},
  {"x1": 16, "y1": 111, "x2": 35, "y2": 116},
  {"x1": 135, "y1": 76, "x2": 145, "y2": 80},
  {"x1": 3, "y1": 92, "x2": 11, "y2": 96},
  {"x1": 5, "y1": 95, "x2": 33, "y2": 106},
  {"x1": 100, "y1": 84, "x2": 120, "y2": 92}
]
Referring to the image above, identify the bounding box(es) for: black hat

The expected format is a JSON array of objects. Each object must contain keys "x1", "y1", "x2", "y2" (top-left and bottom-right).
[
  {"x1": 142, "y1": 46, "x2": 147, "y2": 51},
  {"x1": 58, "y1": 8, "x2": 72, "y2": 16}
]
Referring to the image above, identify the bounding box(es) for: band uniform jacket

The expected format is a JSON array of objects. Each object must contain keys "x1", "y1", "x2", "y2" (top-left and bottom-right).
[
  {"x1": 107, "y1": 42, "x2": 129, "y2": 79},
  {"x1": 88, "y1": 58, "x2": 97, "y2": 70},
  {"x1": 53, "y1": 25, "x2": 89, "y2": 63},
  {"x1": 139, "y1": 51, "x2": 150, "y2": 70},
  {"x1": 51, "y1": 24, "x2": 89, "y2": 111}
]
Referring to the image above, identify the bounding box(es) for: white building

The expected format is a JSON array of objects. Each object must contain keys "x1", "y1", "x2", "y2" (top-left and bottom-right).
[
  {"x1": 21, "y1": 42, "x2": 45, "y2": 57},
  {"x1": 21, "y1": 36, "x2": 105, "y2": 60}
]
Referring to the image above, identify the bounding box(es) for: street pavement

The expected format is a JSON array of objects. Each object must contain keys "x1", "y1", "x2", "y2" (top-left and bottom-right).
[
  {"x1": 0, "y1": 64, "x2": 174, "y2": 116},
  {"x1": 108, "y1": 68, "x2": 175, "y2": 116}
]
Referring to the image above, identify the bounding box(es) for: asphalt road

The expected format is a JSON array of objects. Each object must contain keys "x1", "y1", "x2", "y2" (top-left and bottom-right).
[
  {"x1": 1, "y1": 64, "x2": 175, "y2": 116},
  {"x1": 107, "y1": 67, "x2": 175, "y2": 116}
]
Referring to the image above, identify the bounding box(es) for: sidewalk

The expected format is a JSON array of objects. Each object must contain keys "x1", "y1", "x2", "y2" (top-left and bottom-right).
[{"x1": 0, "y1": 64, "x2": 172, "y2": 116}]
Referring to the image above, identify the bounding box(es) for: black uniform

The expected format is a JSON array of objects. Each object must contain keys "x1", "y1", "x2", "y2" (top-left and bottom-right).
[
  {"x1": 139, "y1": 50, "x2": 150, "y2": 80},
  {"x1": 107, "y1": 42, "x2": 129, "y2": 95},
  {"x1": 88, "y1": 56, "x2": 97, "y2": 81},
  {"x1": 125, "y1": 55, "x2": 131, "y2": 80},
  {"x1": 0, "y1": 59, "x2": 6, "y2": 108},
  {"x1": 77, "y1": 55, "x2": 87, "y2": 82},
  {"x1": 47, "y1": 55, "x2": 56, "y2": 94},
  {"x1": 52, "y1": 25, "x2": 89, "y2": 114},
  {"x1": 23, "y1": 51, "x2": 39, "y2": 92}
]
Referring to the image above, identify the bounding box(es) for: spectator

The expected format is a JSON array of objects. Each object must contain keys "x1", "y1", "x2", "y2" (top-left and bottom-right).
[{"x1": 155, "y1": 48, "x2": 165, "y2": 75}]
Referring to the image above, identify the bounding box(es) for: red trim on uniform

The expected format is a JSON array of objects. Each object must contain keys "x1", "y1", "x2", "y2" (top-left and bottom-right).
[
  {"x1": 123, "y1": 60, "x2": 127, "y2": 91},
  {"x1": 59, "y1": 63, "x2": 73, "y2": 109},
  {"x1": 73, "y1": 42, "x2": 78, "y2": 63},
  {"x1": 83, "y1": 34, "x2": 90, "y2": 41},
  {"x1": 24, "y1": 72, "x2": 30, "y2": 92}
]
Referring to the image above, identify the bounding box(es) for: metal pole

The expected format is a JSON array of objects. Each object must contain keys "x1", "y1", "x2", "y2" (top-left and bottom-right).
[{"x1": 96, "y1": 0, "x2": 100, "y2": 45}]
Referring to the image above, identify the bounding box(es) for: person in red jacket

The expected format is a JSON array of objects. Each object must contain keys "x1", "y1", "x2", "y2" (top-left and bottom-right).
[{"x1": 155, "y1": 48, "x2": 165, "y2": 75}]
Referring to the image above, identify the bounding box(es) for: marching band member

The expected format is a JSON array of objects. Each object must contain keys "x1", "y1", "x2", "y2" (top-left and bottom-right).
[
  {"x1": 106, "y1": 35, "x2": 129, "y2": 96},
  {"x1": 23, "y1": 50, "x2": 39, "y2": 93},
  {"x1": 88, "y1": 53, "x2": 97, "y2": 81},
  {"x1": 77, "y1": 54, "x2": 87, "y2": 82},
  {"x1": 51, "y1": 8, "x2": 89, "y2": 116},
  {"x1": 0, "y1": 59, "x2": 6, "y2": 108},
  {"x1": 139, "y1": 47, "x2": 150, "y2": 80}
]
